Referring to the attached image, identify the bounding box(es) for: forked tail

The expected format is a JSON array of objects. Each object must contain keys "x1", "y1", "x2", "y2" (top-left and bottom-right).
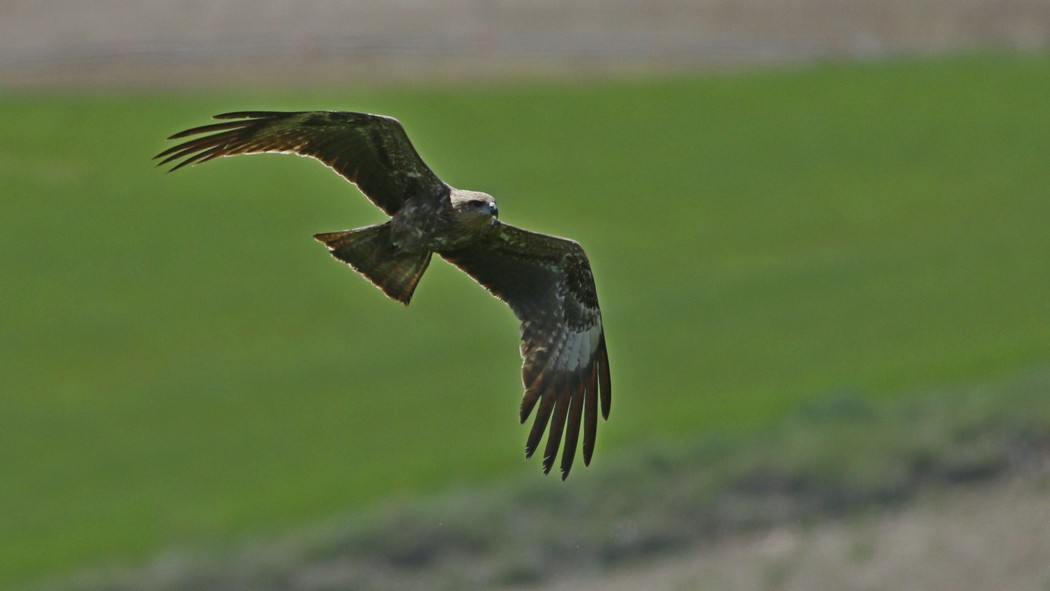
[{"x1": 314, "y1": 223, "x2": 432, "y2": 305}]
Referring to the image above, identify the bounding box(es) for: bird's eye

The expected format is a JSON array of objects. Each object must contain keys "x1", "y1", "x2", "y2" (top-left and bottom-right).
[{"x1": 469, "y1": 199, "x2": 486, "y2": 208}]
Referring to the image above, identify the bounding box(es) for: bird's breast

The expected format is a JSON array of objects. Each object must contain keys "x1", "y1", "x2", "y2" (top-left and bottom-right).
[{"x1": 390, "y1": 206, "x2": 498, "y2": 254}]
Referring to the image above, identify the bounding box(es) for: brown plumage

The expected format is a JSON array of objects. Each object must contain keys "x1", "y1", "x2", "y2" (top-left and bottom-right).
[{"x1": 156, "y1": 111, "x2": 610, "y2": 479}]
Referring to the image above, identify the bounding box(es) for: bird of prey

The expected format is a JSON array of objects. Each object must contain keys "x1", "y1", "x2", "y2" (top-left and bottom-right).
[{"x1": 156, "y1": 110, "x2": 610, "y2": 479}]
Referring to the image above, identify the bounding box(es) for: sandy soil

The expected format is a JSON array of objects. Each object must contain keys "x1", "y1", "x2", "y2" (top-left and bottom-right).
[
  {"x1": 3, "y1": 0, "x2": 1050, "y2": 88},
  {"x1": 515, "y1": 476, "x2": 1050, "y2": 591}
]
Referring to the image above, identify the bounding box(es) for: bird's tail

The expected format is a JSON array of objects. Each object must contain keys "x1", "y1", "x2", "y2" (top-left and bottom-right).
[{"x1": 314, "y1": 222, "x2": 432, "y2": 305}]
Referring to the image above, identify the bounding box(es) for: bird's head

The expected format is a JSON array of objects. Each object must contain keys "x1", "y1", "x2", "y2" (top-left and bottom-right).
[{"x1": 450, "y1": 189, "x2": 499, "y2": 226}]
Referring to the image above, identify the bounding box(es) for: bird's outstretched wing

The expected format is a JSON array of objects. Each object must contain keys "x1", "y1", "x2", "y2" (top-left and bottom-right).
[
  {"x1": 441, "y1": 223, "x2": 611, "y2": 479},
  {"x1": 155, "y1": 111, "x2": 446, "y2": 215}
]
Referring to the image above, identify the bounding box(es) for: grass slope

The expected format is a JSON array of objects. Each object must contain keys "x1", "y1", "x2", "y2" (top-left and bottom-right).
[
  {"x1": 3, "y1": 53, "x2": 1050, "y2": 586},
  {"x1": 66, "y1": 367, "x2": 1050, "y2": 591}
]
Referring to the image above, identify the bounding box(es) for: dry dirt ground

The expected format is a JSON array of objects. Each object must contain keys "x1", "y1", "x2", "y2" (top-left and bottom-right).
[
  {"x1": 516, "y1": 476, "x2": 1050, "y2": 591},
  {"x1": 3, "y1": 0, "x2": 1050, "y2": 88}
]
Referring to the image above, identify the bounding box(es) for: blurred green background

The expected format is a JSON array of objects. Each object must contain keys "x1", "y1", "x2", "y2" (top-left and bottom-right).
[{"x1": 3, "y1": 3, "x2": 1050, "y2": 588}]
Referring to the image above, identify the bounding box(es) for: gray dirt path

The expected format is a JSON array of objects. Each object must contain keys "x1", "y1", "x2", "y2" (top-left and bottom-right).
[{"x1": 3, "y1": 0, "x2": 1049, "y2": 88}]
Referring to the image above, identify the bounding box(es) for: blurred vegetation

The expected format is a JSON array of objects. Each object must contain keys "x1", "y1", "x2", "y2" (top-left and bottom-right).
[
  {"x1": 3, "y1": 52, "x2": 1050, "y2": 587},
  {"x1": 65, "y1": 368, "x2": 1050, "y2": 591}
]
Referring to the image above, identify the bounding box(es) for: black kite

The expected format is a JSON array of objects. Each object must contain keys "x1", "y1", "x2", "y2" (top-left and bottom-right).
[{"x1": 156, "y1": 111, "x2": 610, "y2": 479}]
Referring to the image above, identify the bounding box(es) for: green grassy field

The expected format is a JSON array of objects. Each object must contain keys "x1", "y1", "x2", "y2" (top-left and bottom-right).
[
  {"x1": 3, "y1": 53, "x2": 1050, "y2": 587},
  {"x1": 79, "y1": 368, "x2": 1050, "y2": 591}
]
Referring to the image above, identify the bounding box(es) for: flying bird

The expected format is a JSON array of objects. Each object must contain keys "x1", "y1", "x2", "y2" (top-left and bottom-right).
[{"x1": 156, "y1": 111, "x2": 610, "y2": 479}]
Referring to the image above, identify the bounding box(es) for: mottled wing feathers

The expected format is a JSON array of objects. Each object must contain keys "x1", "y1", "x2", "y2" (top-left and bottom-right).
[
  {"x1": 157, "y1": 111, "x2": 612, "y2": 478},
  {"x1": 155, "y1": 111, "x2": 446, "y2": 215},
  {"x1": 441, "y1": 223, "x2": 610, "y2": 479}
]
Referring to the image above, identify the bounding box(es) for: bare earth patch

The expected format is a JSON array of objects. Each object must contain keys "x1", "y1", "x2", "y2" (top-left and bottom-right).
[
  {"x1": 3, "y1": 0, "x2": 1050, "y2": 88},
  {"x1": 515, "y1": 476, "x2": 1050, "y2": 591}
]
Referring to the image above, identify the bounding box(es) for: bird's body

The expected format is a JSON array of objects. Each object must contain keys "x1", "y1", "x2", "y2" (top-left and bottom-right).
[
  {"x1": 157, "y1": 110, "x2": 610, "y2": 479},
  {"x1": 392, "y1": 189, "x2": 500, "y2": 253}
]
